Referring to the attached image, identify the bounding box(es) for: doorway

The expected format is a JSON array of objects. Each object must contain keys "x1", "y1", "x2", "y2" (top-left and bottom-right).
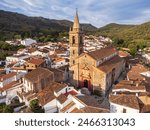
[{"x1": 84, "y1": 80, "x2": 88, "y2": 88}]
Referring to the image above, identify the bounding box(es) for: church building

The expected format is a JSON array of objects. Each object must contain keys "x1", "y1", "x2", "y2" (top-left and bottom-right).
[{"x1": 69, "y1": 11, "x2": 125, "y2": 96}]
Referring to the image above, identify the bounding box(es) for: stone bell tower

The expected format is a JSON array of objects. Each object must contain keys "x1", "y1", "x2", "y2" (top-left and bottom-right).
[{"x1": 69, "y1": 9, "x2": 83, "y2": 67}]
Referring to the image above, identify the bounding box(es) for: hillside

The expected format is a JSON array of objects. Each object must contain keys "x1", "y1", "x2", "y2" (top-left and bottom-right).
[
  {"x1": 96, "y1": 22, "x2": 150, "y2": 51},
  {"x1": 0, "y1": 10, "x2": 97, "y2": 40},
  {"x1": 97, "y1": 22, "x2": 150, "y2": 42}
]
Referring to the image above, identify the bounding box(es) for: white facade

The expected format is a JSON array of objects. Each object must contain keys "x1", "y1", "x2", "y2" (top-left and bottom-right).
[
  {"x1": 6, "y1": 54, "x2": 30, "y2": 64},
  {"x1": 43, "y1": 99, "x2": 57, "y2": 113},
  {"x1": 31, "y1": 50, "x2": 49, "y2": 57},
  {"x1": 0, "y1": 82, "x2": 22, "y2": 104},
  {"x1": 110, "y1": 102, "x2": 139, "y2": 113},
  {"x1": 22, "y1": 78, "x2": 33, "y2": 93},
  {"x1": 51, "y1": 59, "x2": 68, "y2": 68},
  {"x1": 0, "y1": 75, "x2": 17, "y2": 88},
  {"x1": 21, "y1": 38, "x2": 37, "y2": 46}
]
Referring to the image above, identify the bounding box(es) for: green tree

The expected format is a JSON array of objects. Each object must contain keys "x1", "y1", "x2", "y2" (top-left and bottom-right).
[
  {"x1": 128, "y1": 44, "x2": 137, "y2": 56},
  {"x1": 3, "y1": 105, "x2": 14, "y2": 113},
  {"x1": 14, "y1": 35, "x2": 22, "y2": 39},
  {"x1": 30, "y1": 99, "x2": 44, "y2": 113}
]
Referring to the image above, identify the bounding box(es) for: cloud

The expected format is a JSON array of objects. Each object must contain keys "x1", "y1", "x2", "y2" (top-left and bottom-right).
[{"x1": 0, "y1": 0, "x2": 150, "y2": 27}]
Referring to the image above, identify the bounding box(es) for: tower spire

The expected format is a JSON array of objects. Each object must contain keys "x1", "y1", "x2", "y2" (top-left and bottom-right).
[{"x1": 73, "y1": 8, "x2": 80, "y2": 30}]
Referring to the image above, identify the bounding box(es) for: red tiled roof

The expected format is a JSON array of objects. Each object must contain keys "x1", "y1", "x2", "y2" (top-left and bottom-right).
[
  {"x1": 57, "y1": 94, "x2": 67, "y2": 104},
  {"x1": 0, "y1": 81, "x2": 20, "y2": 92},
  {"x1": 118, "y1": 51, "x2": 130, "y2": 57},
  {"x1": 87, "y1": 47, "x2": 117, "y2": 60},
  {"x1": 0, "y1": 72, "x2": 17, "y2": 82},
  {"x1": 113, "y1": 80, "x2": 146, "y2": 91},
  {"x1": 64, "y1": 90, "x2": 78, "y2": 96},
  {"x1": 28, "y1": 58, "x2": 45, "y2": 65},
  {"x1": 128, "y1": 64, "x2": 149, "y2": 81},
  {"x1": 110, "y1": 95, "x2": 140, "y2": 110},
  {"x1": 98, "y1": 56, "x2": 124, "y2": 73},
  {"x1": 24, "y1": 67, "x2": 54, "y2": 83}
]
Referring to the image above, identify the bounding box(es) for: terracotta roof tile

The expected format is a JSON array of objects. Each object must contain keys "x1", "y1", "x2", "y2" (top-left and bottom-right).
[
  {"x1": 110, "y1": 95, "x2": 140, "y2": 110},
  {"x1": 98, "y1": 56, "x2": 124, "y2": 73},
  {"x1": 87, "y1": 47, "x2": 117, "y2": 60},
  {"x1": 127, "y1": 64, "x2": 149, "y2": 81},
  {"x1": 113, "y1": 80, "x2": 146, "y2": 91},
  {"x1": 50, "y1": 82, "x2": 67, "y2": 93},
  {"x1": 24, "y1": 67, "x2": 54, "y2": 83},
  {"x1": 57, "y1": 94, "x2": 67, "y2": 104},
  {"x1": 28, "y1": 58, "x2": 45, "y2": 65},
  {"x1": 0, "y1": 72, "x2": 17, "y2": 82},
  {"x1": 37, "y1": 88, "x2": 56, "y2": 106},
  {"x1": 60, "y1": 101, "x2": 75, "y2": 112},
  {"x1": 1, "y1": 81, "x2": 21, "y2": 92},
  {"x1": 118, "y1": 51, "x2": 130, "y2": 57},
  {"x1": 75, "y1": 95, "x2": 101, "y2": 108},
  {"x1": 81, "y1": 106, "x2": 109, "y2": 113}
]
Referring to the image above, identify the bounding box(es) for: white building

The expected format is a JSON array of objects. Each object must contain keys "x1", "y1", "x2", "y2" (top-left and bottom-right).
[
  {"x1": 51, "y1": 58, "x2": 68, "y2": 68},
  {"x1": 0, "y1": 81, "x2": 22, "y2": 104},
  {"x1": 0, "y1": 72, "x2": 17, "y2": 88},
  {"x1": 6, "y1": 54, "x2": 30, "y2": 64},
  {"x1": 31, "y1": 49, "x2": 49, "y2": 57},
  {"x1": 109, "y1": 95, "x2": 140, "y2": 113},
  {"x1": 21, "y1": 38, "x2": 37, "y2": 46}
]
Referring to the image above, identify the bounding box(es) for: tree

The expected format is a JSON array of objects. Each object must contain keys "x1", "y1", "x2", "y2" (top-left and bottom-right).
[
  {"x1": 128, "y1": 44, "x2": 137, "y2": 56},
  {"x1": 14, "y1": 35, "x2": 21, "y2": 39},
  {"x1": 3, "y1": 105, "x2": 14, "y2": 113},
  {"x1": 30, "y1": 99, "x2": 44, "y2": 113}
]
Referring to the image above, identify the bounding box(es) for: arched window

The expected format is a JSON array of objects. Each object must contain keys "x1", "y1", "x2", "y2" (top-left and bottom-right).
[{"x1": 72, "y1": 36, "x2": 75, "y2": 44}]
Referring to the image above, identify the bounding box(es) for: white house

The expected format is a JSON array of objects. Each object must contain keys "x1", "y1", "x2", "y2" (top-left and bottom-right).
[
  {"x1": 0, "y1": 81, "x2": 23, "y2": 104},
  {"x1": 51, "y1": 58, "x2": 68, "y2": 68},
  {"x1": 21, "y1": 38, "x2": 37, "y2": 46},
  {"x1": 31, "y1": 49, "x2": 49, "y2": 57},
  {"x1": 6, "y1": 54, "x2": 30, "y2": 64},
  {"x1": 0, "y1": 72, "x2": 17, "y2": 88},
  {"x1": 109, "y1": 95, "x2": 140, "y2": 113}
]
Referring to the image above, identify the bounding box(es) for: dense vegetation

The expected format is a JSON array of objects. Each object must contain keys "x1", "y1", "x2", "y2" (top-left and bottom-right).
[
  {"x1": 0, "y1": 103, "x2": 14, "y2": 113},
  {"x1": 0, "y1": 41, "x2": 25, "y2": 60},
  {"x1": 0, "y1": 10, "x2": 97, "y2": 41},
  {"x1": 29, "y1": 99, "x2": 44, "y2": 113},
  {"x1": 96, "y1": 23, "x2": 150, "y2": 55}
]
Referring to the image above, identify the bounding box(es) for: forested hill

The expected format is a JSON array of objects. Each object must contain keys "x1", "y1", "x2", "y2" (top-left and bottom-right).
[
  {"x1": 0, "y1": 10, "x2": 97, "y2": 40},
  {"x1": 95, "y1": 22, "x2": 150, "y2": 53}
]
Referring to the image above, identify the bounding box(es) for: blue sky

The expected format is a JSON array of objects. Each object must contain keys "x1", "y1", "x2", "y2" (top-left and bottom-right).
[{"x1": 0, "y1": 0, "x2": 150, "y2": 27}]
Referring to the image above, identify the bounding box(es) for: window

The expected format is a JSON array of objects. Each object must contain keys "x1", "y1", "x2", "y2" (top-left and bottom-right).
[
  {"x1": 73, "y1": 50, "x2": 75, "y2": 55},
  {"x1": 72, "y1": 36, "x2": 75, "y2": 44},
  {"x1": 123, "y1": 108, "x2": 126, "y2": 113},
  {"x1": 73, "y1": 60, "x2": 75, "y2": 64}
]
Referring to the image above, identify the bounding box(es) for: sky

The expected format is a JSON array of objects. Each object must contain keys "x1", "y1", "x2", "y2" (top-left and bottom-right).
[{"x1": 0, "y1": 0, "x2": 150, "y2": 27}]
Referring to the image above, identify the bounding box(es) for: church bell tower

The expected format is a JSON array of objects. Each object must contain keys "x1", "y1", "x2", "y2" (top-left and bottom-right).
[{"x1": 69, "y1": 10, "x2": 83, "y2": 67}]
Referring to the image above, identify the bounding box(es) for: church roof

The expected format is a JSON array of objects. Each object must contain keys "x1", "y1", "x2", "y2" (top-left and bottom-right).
[
  {"x1": 98, "y1": 55, "x2": 123, "y2": 73},
  {"x1": 87, "y1": 47, "x2": 117, "y2": 60}
]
